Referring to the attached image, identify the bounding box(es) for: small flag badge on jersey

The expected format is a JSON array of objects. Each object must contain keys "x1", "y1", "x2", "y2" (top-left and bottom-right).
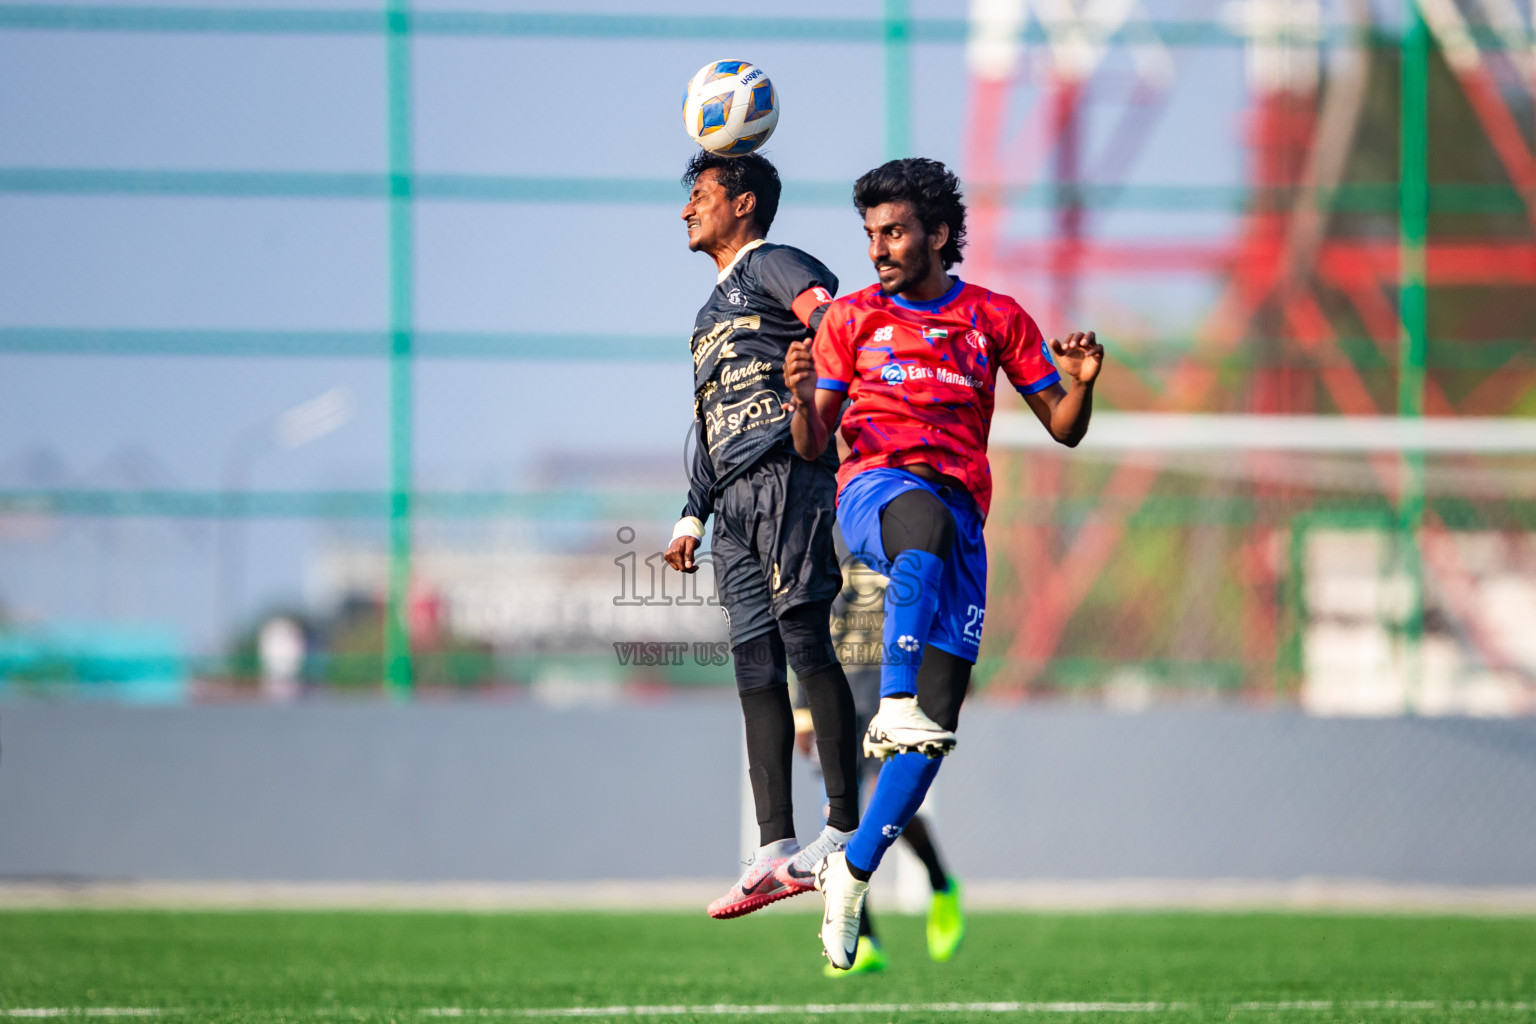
[{"x1": 922, "y1": 327, "x2": 950, "y2": 341}]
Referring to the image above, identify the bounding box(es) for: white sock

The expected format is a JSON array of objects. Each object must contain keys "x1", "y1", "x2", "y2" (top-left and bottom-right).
[
  {"x1": 759, "y1": 837, "x2": 800, "y2": 860},
  {"x1": 795, "y1": 825, "x2": 855, "y2": 866}
]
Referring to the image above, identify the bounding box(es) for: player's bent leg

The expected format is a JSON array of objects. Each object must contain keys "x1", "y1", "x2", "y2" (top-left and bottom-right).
[{"x1": 864, "y1": 488, "x2": 957, "y2": 757}]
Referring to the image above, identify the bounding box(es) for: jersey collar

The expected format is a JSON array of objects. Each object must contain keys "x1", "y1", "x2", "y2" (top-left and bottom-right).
[
  {"x1": 890, "y1": 276, "x2": 965, "y2": 312},
  {"x1": 716, "y1": 238, "x2": 767, "y2": 284}
]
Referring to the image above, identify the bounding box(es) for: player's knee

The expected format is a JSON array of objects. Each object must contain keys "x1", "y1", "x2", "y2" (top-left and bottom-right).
[
  {"x1": 775, "y1": 601, "x2": 839, "y2": 678},
  {"x1": 732, "y1": 632, "x2": 786, "y2": 694},
  {"x1": 880, "y1": 488, "x2": 956, "y2": 562}
]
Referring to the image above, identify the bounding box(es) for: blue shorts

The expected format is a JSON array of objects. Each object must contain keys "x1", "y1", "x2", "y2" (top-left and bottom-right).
[{"x1": 836, "y1": 467, "x2": 988, "y2": 662}]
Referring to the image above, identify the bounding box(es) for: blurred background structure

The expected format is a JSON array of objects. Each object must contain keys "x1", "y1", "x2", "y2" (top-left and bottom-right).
[{"x1": 2, "y1": 0, "x2": 1536, "y2": 893}]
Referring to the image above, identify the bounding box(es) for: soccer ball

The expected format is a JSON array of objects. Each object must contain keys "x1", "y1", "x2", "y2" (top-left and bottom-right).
[{"x1": 683, "y1": 60, "x2": 779, "y2": 156}]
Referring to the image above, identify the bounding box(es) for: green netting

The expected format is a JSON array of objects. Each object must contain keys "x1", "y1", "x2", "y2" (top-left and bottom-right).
[{"x1": 2, "y1": 2, "x2": 1533, "y2": 703}]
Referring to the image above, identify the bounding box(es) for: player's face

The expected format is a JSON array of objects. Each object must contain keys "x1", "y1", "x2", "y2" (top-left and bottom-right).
[
  {"x1": 682, "y1": 169, "x2": 731, "y2": 253},
  {"x1": 864, "y1": 202, "x2": 939, "y2": 296}
]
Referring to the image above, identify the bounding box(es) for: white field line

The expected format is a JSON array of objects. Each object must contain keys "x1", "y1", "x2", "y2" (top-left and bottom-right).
[
  {"x1": 0, "y1": 1013, "x2": 162, "y2": 1019},
  {"x1": 419, "y1": 1007, "x2": 1181, "y2": 1018},
  {"x1": 5, "y1": 1001, "x2": 1536, "y2": 1018}
]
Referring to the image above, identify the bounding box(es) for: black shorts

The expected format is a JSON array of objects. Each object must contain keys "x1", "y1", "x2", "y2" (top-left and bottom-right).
[{"x1": 711, "y1": 448, "x2": 842, "y2": 648}]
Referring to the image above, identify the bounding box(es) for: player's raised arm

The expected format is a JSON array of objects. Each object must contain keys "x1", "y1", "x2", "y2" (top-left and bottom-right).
[{"x1": 1020, "y1": 331, "x2": 1103, "y2": 448}]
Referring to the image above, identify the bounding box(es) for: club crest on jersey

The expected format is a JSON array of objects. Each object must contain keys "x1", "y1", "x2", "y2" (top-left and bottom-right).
[
  {"x1": 727, "y1": 288, "x2": 746, "y2": 306},
  {"x1": 881, "y1": 362, "x2": 907, "y2": 384},
  {"x1": 922, "y1": 327, "x2": 949, "y2": 341}
]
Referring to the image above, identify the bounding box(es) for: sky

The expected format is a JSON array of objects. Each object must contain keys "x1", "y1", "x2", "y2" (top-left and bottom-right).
[{"x1": 0, "y1": 0, "x2": 1280, "y2": 650}]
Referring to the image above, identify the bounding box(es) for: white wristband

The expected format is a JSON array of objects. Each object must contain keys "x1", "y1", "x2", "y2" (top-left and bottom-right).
[{"x1": 671, "y1": 516, "x2": 705, "y2": 542}]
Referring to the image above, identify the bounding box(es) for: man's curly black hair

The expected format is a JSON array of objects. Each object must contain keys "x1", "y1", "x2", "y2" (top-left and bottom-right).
[
  {"x1": 853, "y1": 158, "x2": 967, "y2": 269},
  {"x1": 682, "y1": 151, "x2": 781, "y2": 236}
]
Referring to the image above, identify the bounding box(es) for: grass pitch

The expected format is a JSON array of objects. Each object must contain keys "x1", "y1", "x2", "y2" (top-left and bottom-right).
[{"x1": 2, "y1": 909, "x2": 1534, "y2": 1022}]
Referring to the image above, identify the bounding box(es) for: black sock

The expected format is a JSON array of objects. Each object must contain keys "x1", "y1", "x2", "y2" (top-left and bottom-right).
[
  {"x1": 846, "y1": 858, "x2": 872, "y2": 882},
  {"x1": 858, "y1": 903, "x2": 875, "y2": 940},
  {"x1": 738, "y1": 683, "x2": 795, "y2": 846},
  {"x1": 798, "y1": 663, "x2": 860, "y2": 833},
  {"x1": 900, "y1": 814, "x2": 950, "y2": 892}
]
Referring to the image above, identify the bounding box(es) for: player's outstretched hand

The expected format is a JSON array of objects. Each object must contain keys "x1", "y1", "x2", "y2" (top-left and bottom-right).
[
  {"x1": 665, "y1": 535, "x2": 699, "y2": 574},
  {"x1": 783, "y1": 338, "x2": 817, "y2": 410},
  {"x1": 1050, "y1": 331, "x2": 1103, "y2": 385}
]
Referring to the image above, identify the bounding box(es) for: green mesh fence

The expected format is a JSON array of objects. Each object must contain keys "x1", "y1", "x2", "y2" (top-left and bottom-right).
[{"x1": 2, "y1": 2, "x2": 1534, "y2": 706}]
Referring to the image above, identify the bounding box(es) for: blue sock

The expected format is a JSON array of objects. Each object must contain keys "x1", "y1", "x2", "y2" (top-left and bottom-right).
[
  {"x1": 881, "y1": 549, "x2": 943, "y2": 698},
  {"x1": 845, "y1": 751, "x2": 943, "y2": 875}
]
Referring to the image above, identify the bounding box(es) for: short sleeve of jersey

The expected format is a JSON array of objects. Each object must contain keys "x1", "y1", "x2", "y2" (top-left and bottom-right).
[
  {"x1": 755, "y1": 247, "x2": 839, "y2": 327},
  {"x1": 811, "y1": 300, "x2": 856, "y2": 393},
  {"x1": 1000, "y1": 307, "x2": 1061, "y2": 396}
]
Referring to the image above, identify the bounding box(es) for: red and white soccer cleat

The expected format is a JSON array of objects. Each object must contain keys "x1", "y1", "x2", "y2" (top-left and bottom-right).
[{"x1": 707, "y1": 847, "x2": 806, "y2": 919}]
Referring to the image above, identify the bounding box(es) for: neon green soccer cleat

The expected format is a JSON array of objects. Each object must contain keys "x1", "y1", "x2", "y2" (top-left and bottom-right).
[
  {"x1": 927, "y1": 879, "x2": 965, "y2": 962},
  {"x1": 823, "y1": 936, "x2": 887, "y2": 977}
]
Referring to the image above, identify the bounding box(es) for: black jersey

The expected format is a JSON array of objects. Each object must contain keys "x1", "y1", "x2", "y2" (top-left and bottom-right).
[{"x1": 682, "y1": 240, "x2": 839, "y2": 521}]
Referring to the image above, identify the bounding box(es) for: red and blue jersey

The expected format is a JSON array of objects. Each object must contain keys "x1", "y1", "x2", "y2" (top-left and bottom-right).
[{"x1": 812, "y1": 278, "x2": 1059, "y2": 519}]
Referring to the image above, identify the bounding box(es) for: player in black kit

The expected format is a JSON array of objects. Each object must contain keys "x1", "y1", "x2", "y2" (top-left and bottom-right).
[{"x1": 663, "y1": 151, "x2": 861, "y2": 919}]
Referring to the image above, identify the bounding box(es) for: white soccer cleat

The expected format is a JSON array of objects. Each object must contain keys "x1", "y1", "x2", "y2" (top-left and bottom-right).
[
  {"x1": 813, "y1": 850, "x2": 868, "y2": 971},
  {"x1": 862, "y1": 696, "x2": 957, "y2": 760}
]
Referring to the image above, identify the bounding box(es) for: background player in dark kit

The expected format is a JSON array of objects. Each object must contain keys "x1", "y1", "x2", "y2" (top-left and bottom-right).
[{"x1": 662, "y1": 151, "x2": 861, "y2": 918}]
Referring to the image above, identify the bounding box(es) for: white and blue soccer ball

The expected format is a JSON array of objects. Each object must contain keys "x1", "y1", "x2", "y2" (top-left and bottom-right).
[{"x1": 683, "y1": 60, "x2": 779, "y2": 156}]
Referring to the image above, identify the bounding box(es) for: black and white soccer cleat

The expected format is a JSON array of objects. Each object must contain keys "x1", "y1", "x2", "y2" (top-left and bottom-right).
[{"x1": 862, "y1": 696, "x2": 957, "y2": 760}]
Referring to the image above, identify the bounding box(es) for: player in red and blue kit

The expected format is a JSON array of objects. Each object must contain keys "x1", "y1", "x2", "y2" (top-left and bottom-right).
[{"x1": 780, "y1": 158, "x2": 1104, "y2": 969}]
